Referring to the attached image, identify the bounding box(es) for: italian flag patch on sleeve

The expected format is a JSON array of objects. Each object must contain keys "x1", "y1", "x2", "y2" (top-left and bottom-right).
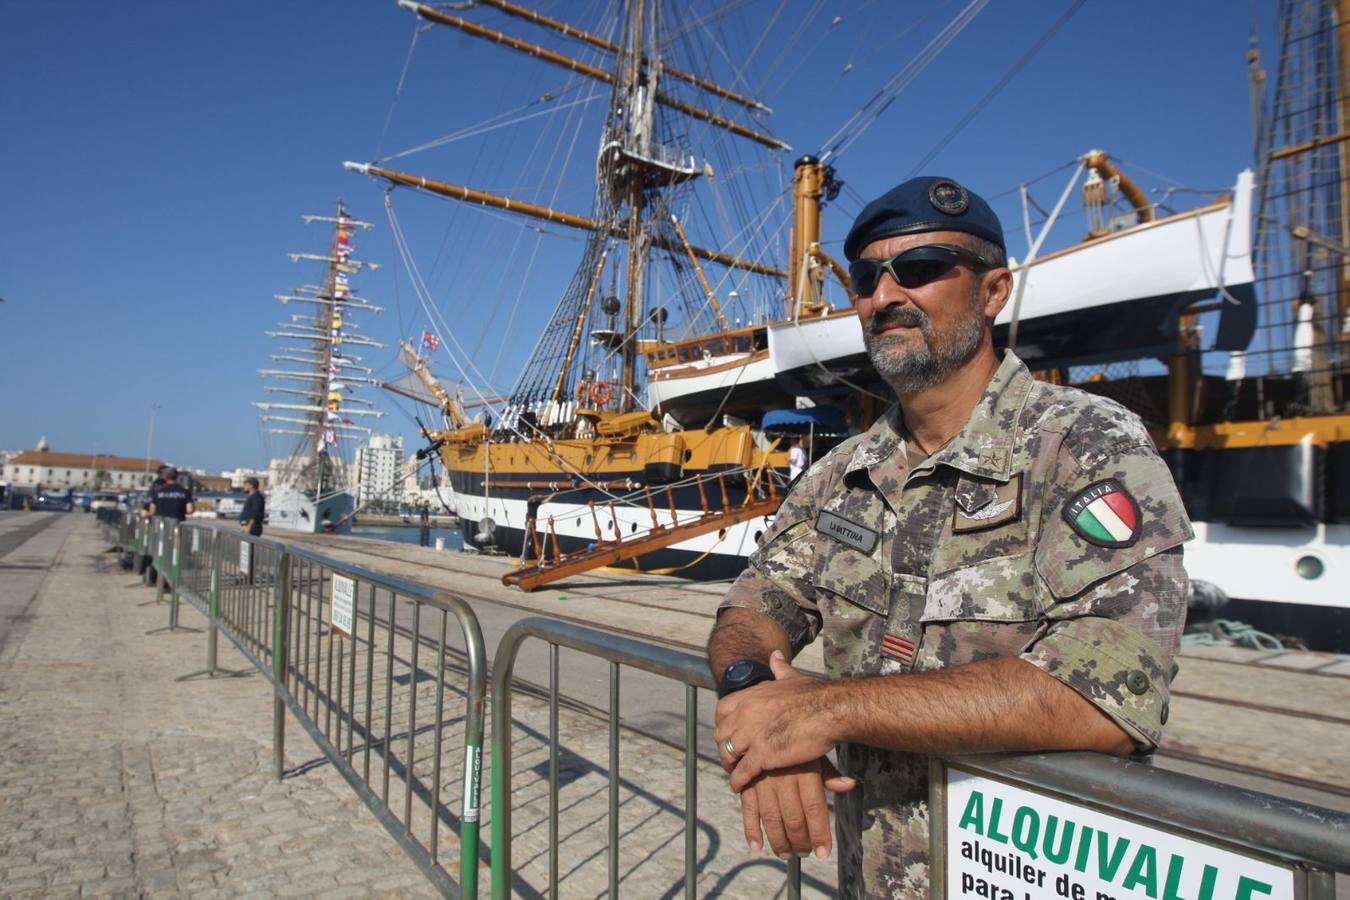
[{"x1": 1062, "y1": 478, "x2": 1141, "y2": 548}]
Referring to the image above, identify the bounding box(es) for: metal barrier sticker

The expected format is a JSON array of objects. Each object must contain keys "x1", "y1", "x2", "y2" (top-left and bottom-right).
[
  {"x1": 462, "y1": 746, "x2": 482, "y2": 822},
  {"x1": 192, "y1": 530, "x2": 200, "y2": 553},
  {"x1": 158, "y1": 539, "x2": 164, "y2": 558},
  {"x1": 945, "y1": 771, "x2": 1293, "y2": 900},
  {"x1": 239, "y1": 541, "x2": 251, "y2": 572},
  {"x1": 330, "y1": 574, "x2": 355, "y2": 638}
]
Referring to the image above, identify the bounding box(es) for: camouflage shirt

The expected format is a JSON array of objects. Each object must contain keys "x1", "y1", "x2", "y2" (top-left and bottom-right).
[{"x1": 720, "y1": 351, "x2": 1191, "y2": 899}]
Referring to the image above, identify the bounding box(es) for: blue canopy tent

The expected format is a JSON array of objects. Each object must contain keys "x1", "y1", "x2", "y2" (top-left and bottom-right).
[{"x1": 760, "y1": 406, "x2": 849, "y2": 435}]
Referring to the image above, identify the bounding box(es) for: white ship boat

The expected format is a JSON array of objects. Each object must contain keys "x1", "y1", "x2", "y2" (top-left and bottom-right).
[{"x1": 254, "y1": 204, "x2": 386, "y2": 535}]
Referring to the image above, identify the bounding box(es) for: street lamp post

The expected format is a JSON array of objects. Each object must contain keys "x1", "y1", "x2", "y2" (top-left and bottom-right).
[{"x1": 144, "y1": 402, "x2": 161, "y2": 485}]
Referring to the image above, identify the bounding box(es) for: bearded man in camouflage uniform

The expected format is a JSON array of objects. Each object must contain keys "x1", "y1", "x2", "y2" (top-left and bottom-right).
[{"x1": 707, "y1": 176, "x2": 1191, "y2": 898}]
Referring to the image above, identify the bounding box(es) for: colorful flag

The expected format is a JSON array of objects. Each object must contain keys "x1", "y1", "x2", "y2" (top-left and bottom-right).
[
  {"x1": 341, "y1": 417, "x2": 354, "y2": 425},
  {"x1": 422, "y1": 330, "x2": 440, "y2": 352}
]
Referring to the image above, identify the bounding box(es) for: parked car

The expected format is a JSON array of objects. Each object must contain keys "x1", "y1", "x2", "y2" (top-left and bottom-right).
[
  {"x1": 31, "y1": 492, "x2": 75, "y2": 512},
  {"x1": 90, "y1": 493, "x2": 119, "y2": 512}
]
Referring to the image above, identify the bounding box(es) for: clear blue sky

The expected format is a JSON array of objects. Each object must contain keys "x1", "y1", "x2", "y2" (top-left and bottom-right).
[{"x1": 0, "y1": 0, "x2": 1274, "y2": 473}]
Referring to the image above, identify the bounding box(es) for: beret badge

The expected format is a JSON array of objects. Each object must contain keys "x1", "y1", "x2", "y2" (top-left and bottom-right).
[{"x1": 928, "y1": 180, "x2": 969, "y2": 215}]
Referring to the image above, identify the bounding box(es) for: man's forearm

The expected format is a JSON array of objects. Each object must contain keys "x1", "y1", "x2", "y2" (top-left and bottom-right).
[
  {"x1": 816, "y1": 656, "x2": 1134, "y2": 756},
  {"x1": 707, "y1": 607, "x2": 793, "y2": 677}
]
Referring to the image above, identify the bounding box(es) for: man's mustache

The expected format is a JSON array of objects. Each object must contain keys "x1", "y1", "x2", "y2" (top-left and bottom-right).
[{"x1": 869, "y1": 305, "x2": 928, "y2": 334}]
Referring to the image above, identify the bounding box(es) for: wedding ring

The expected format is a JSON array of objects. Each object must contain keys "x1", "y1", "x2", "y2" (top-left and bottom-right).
[{"x1": 723, "y1": 738, "x2": 740, "y2": 757}]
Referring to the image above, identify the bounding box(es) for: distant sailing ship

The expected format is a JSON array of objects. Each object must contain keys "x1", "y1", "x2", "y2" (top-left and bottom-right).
[
  {"x1": 348, "y1": 0, "x2": 1345, "y2": 645},
  {"x1": 254, "y1": 204, "x2": 386, "y2": 534}
]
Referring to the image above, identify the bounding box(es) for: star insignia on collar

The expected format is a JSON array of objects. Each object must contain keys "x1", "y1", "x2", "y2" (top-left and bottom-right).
[{"x1": 978, "y1": 448, "x2": 1001, "y2": 468}]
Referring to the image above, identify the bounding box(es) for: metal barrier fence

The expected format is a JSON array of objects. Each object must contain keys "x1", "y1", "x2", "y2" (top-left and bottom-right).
[
  {"x1": 489, "y1": 615, "x2": 805, "y2": 900},
  {"x1": 490, "y1": 616, "x2": 1350, "y2": 900},
  {"x1": 111, "y1": 520, "x2": 1350, "y2": 899},
  {"x1": 168, "y1": 521, "x2": 488, "y2": 899}
]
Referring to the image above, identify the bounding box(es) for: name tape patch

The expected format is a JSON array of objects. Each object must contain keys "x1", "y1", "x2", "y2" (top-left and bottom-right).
[{"x1": 815, "y1": 509, "x2": 879, "y2": 554}]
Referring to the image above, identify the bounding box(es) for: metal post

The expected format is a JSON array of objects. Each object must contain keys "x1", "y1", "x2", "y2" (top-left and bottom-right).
[
  {"x1": 272, "y1": 549, "x2": 291, "y2": 781},
  {"x1": 608, "y1": 660, "x2": 619, "y2": 900},
  {"x1": 207, "y1": 530, "x2": 219, "y2": 677},
  {"x1": 169, "y1": 524, "x2": 181, "y2": 630},
  {"x1": 684, "y1": 684, "x2": 697, "y2": 900}
]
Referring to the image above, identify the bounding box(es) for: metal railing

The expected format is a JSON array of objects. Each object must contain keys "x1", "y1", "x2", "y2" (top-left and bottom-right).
[
  {"x1": 110, "y1": 519, "x2": 1350, "y2": 899},
  {"x1": 489, "y1": 615, "x2": 805, "y2": 900},
  {"x1": 167, "y1": 520, "x2": 488, "y2": 899}
]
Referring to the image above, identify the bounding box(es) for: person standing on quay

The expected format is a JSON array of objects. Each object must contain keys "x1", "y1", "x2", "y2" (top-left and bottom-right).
[
  {"x1": 419, "y1": 501, "x2": 432, "y2": 547},
  {"x1": 239, "y1": 478, "x2": 264, "y2": 537},
  {"x1": 707, "y1": 176, "x2": 1191, "y2": 897}
]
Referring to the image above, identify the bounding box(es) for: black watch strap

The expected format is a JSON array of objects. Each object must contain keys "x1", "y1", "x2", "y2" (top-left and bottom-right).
[{"x1": 717, "y1": 658, "x2": 774, "y2": 699}]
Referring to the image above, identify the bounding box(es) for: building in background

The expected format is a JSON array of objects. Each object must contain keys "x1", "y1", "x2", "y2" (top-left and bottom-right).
[
  {"x1": 222, "y1": 467, "x2": 267, "y2": 489},
  {"x1": 3, "y1": 445, "x2": 167, "y2": 492},
  {"x1": 354, "y1": 433, "x2": 404, "y2": 511}
]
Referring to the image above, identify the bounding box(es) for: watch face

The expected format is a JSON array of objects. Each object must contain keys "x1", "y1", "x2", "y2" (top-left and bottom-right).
[{"x1": 726, "y1": 660, "x2": 754, "y2": 681}]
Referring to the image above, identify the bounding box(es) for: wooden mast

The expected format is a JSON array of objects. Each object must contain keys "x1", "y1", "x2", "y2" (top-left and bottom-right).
[
  {"x1": 619, "y1": 0, "x2": 653, "y2": 413},
  {"x1": 342, "y1": 162, "x2": 786, "y2": 278},
  {"x1": 397, "y1": 1, "x2": 788, "y2": 151}
]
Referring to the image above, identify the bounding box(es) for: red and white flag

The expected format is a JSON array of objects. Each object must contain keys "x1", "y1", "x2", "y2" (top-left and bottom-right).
[{"x1": 422, "y1": 330, "x2": 440, "y2": 352}]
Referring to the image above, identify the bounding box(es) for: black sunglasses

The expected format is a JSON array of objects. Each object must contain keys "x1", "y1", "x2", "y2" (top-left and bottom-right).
[{"x1": 849, "y1": 243, "x2": 996, "y2": 296}]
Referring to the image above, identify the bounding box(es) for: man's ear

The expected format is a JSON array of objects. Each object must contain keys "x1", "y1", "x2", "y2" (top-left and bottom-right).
[{"x1": 981, "y1": 267, "x2": 1014, "y2": 320}]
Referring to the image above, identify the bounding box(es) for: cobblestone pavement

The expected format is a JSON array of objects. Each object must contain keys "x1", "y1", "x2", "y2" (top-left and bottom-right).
[
  {"x1": 0, "y1": 517, "x2": 841, "y2": 898},
  {"x1": 0, "y1": 516, "x2": 437, "y2": 899}
]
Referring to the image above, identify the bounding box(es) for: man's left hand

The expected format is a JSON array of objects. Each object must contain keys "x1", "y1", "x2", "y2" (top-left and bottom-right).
[{"x1": 715, "y1": 650, "x2": 838, "y2": 792}]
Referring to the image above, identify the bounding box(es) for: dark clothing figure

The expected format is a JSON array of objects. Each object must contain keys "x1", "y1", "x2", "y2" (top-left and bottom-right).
[
  {"x1": 151, "y1": 483, "x2": 194, "y2": 521},
  {"x1": 418, "y1": 506, "x2": 431, "y2": 547},
  {"x1": 240, "y1": 492, "x2": 265, "y2": 536}
]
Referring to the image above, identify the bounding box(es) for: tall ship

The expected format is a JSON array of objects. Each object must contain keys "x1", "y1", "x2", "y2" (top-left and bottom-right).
[
  {"x1": 348, "y1": 1, "x2": 1347, "y2": 646},
  {"x1": 255, "y1": 204, "x2": 386, "y2": 534}
]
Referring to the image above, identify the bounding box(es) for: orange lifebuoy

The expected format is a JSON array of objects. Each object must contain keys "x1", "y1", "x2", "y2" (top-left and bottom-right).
[
  {"x1": 576, "y1": 381, "x2": 591, "y2": 404},
  {"x1": 590, "y1": 381, "x2": 613, "y2": 406}
]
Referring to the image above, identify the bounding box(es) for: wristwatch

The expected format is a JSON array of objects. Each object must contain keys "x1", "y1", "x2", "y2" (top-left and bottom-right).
[{"x1": 717, "y1": 658, "x2": 774, "y2": 699}]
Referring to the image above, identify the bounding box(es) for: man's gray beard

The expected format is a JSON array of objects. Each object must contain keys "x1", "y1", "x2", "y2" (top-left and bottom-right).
[{"x1": 864, "y1": 299, "x2": 985, "y2": 396}]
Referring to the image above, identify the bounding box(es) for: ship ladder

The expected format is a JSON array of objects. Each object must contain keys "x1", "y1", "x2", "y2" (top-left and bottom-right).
[{"x1": 501, "y1": 468, "x2": 782, "y2": 591}]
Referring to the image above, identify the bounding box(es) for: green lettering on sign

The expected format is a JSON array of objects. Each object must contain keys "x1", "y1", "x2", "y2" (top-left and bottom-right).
[
  {"x1": 1122, "y1": 844, "x2": 1158, "y2": 898},
  {"x1": 958, "y1": 790, "x2": 986, "y2": 834}
]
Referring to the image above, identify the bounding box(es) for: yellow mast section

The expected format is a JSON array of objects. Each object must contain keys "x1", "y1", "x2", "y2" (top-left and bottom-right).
[
  {"x1": 474, "y1": 0, "x2": 770, "y2": 113},
  {"x1": 397, "y1": 1, "x2": 789, "y2": 152},
  {"x1": 1082, "y1": 149, "x2": 1155, "y2": 223},
  {"x1": 670, "y1": 215, "x2": 730, "y2": 331},
  {"x1": 343, "y1": 161, "x2": 787, "y2": 278}
]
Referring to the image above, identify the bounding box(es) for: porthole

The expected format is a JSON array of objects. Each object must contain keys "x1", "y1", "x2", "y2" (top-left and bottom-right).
[
  {"x1": 1295, "y1": 554, "x2": 1325, "y2": 580},
  {"x1": 753, "y1": 530, "x2": 763, "y2": 544}
]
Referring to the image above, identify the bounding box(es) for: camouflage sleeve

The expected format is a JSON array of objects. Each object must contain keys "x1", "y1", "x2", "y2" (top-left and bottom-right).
[
  {"x1": 1023, "y1": 413, "x2": 1193, "y2": 750},
  {"x1": 718, "y1": 459, "x2": 829, "y2": 654}
]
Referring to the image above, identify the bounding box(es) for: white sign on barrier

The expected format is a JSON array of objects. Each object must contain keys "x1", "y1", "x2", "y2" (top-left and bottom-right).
[
  {"x1": 192, "y1": 530, "x2": 200, "y2": 553},
  {"x1": 157, "y1": 539, "x2": 164, "y2": 558},
  {"x1": 945, "y1": 771, "x2": 1293, "y2": 900},
  {"x1": 330, "y1": 574, "x2": 355, "y2": 638},
  {"x1": 239, "y1": 541, "x2": 251, "y2": 572}
]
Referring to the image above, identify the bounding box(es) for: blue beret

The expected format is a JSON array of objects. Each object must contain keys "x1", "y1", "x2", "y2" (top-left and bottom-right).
[{"x1": 843, "y1": 176, "x2": 1005, "y2": 261}]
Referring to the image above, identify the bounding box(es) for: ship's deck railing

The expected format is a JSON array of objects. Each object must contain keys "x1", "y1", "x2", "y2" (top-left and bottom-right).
[
  {"x1": 163, "y1": 518, "x2": 488, "y2": 899},
  {"x1": 106, "y1": 515, "x2": 1350, "y2": 899}
]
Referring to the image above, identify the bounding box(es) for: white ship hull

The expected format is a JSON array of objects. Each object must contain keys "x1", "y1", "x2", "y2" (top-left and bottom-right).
[{"x1": 267, "y1": 484, "x2": 356, "y2": 535}]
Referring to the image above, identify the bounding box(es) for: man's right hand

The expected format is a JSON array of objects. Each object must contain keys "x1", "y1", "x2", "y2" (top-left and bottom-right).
[{"x1": 739, "y1": 756, "x2": 854, "y2": 860}]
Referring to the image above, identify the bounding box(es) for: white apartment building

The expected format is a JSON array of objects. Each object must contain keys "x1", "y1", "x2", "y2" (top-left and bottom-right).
[{"x1": 355, "y1": 433, "x2": 404, "y2": 507}]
